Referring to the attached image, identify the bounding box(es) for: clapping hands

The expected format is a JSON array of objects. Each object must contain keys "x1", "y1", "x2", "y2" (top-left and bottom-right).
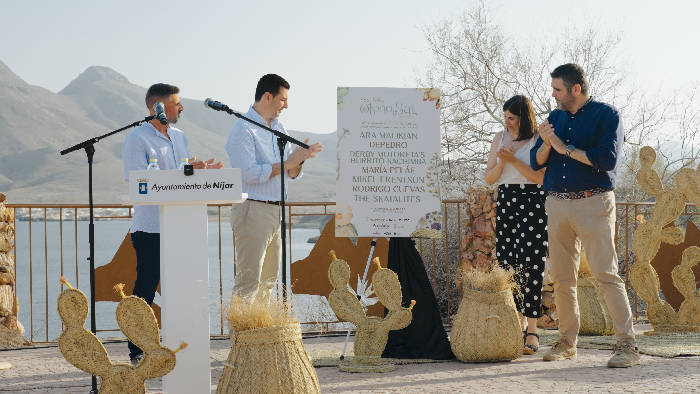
[
  {"x1": 538, "y1": 119, "x2": 568, "y2": 153},
  {"x1": 497, "y1": 146, "x2": 516, "y2": 164},
  {"x1": 289, "y1": 138, "x2": 324, "y2": 167},
  {"x1": 189, "y1": 157, "x2": 223, "y2": 169}
]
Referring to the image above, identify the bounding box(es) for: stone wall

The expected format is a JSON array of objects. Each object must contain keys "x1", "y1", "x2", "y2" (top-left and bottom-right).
[{"x1": 0, "y1": 192, "x2": 24, "y2": 346}]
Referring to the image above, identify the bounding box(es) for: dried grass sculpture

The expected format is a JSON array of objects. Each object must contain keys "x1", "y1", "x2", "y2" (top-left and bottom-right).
[
  {"x1": 578, "y1": 278, "x2": 615, "y2": 336},
  {"x1": 632, "y1": 263, "x2": 681, "y2": 332},
  {"x1": 577, "y1": 251, "x2": 614, "y2": 336},
  {"x1": 216, "y1": 292, "x2": 320, "y2": 394},
  {"x1": 631, "y1": 146, "x2": 700, "y2": 333},
  {"x1": 451, "y1": 267, "x2": 522, "y2": 362},
  {"x1": 633, "y1": 148, "x2": 686, "y2": 265},
  {"x1": 327, "y1": 252, "x2": 414, "y2": 372},
  {"x1": 0, "y1": 192, "x2": 23, "y2": 347},
  {"x1": 0, "y1": 325, "x2": 23, "y2": 347},
  {"x1": 57, "y1": 280, "x2": 183, "y2": 394},
  {"x1": 671, "y1": 246, "x2": 700, "y2": 331}
]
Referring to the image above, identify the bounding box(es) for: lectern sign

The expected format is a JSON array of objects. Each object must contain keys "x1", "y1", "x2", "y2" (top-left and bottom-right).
[
  {"x1": 128, "y1": 168, "x2": 242, "y2": 204},
  {"x1": 336, "y1": 87, "x2": 442, "y2": 238}
]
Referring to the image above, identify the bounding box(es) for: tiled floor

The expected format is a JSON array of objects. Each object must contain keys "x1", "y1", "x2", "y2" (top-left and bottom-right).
[{"x1": 1, "y1": 325, "x2": 699, "y2": 393}]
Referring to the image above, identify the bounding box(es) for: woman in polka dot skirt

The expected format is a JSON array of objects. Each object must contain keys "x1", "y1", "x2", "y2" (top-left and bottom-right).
[{"x1": 484, "y1": 95, "x2": 547, "y2": 354}]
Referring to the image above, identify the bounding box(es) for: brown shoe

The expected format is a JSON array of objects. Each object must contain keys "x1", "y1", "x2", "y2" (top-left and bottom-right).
[
  {"x1": 543, "y1": 336, "x2": 577, "y2": 361},
  {"x1": 607, "y1": 341, "x2": 641, "y2": 368}
]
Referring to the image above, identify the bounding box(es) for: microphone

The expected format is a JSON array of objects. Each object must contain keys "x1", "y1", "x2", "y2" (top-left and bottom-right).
[
  {"x1": 153, "y1": 102, "x2": 168, "y2": 125},
  {"x1": 204, "y1": 98, "x2": 231, "y2": 112}
]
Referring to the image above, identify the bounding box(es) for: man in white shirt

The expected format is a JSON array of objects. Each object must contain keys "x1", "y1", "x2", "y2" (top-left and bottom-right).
[
  {"x1": 122, "y1": 83, "x2": 222, "y2": 365},
  {"x1": 226, "y1": 74, "x2": 322, "y2": 302}
]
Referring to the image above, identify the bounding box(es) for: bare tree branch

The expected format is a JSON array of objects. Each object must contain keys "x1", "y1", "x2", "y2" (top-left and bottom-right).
[{"x1": 415, "y1": 1, "x2": 700, "y2": 199}]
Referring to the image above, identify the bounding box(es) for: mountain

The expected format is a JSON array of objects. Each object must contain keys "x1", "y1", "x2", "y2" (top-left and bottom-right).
[
  {"x1": 0, "y1": 61, "x2": 335, "y2": 203},
  {"x1": 0, "y1": 61, "x2": 113, "y2": 203}
]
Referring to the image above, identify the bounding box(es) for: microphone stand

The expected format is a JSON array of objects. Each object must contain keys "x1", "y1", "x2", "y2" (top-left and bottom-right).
[
  {"x1": 211, "y1": 103, "x2": 309, "y2": 304},
  {"x1": 61, "y1": 115, "x2": 158, "y2": 394}
]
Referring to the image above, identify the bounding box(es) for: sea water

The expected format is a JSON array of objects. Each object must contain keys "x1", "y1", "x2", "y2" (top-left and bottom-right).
[{"x1": 12, "y1": 220, "x2": 320, "y2": 340}]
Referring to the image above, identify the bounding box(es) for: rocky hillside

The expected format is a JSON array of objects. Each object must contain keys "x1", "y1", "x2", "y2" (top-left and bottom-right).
[{"x1": 0, "y1": 61, "x2": 335, "y2": 203}]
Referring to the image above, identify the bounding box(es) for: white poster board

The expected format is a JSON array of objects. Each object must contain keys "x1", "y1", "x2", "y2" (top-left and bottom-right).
[{"x1": 336, "y1": 87, "x2": 442, "y2": 238}]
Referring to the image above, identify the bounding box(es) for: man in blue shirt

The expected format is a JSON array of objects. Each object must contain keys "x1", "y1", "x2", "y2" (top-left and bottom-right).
[
  {"x1": 530, "y1": 64, "x2": 640, "y2": 368},
  {"x1": 122, "y1": 83, "x2": 222, "y2": 365},
  {"x1": 226, "y1": 74, "x2": 322, "y2": 303}
]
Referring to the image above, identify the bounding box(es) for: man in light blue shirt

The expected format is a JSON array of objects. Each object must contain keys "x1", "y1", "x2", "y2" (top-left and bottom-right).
[
  {"x1": 226, "y1": 74, "x2": 322, "y2": 302},
  {"x1": 122, "y1": 83, "x2": 222, "y2": 365}
]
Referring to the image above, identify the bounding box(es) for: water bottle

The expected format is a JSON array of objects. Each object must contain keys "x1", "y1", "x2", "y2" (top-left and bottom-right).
[
  {"x1": 178, "y1": 158, "x2": 189, "y2": 170},
  {"x1": 147, "y1": 158, "x2": 160, "y2": 170}
]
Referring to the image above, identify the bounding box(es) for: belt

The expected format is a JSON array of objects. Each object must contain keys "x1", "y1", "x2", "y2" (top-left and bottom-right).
[
  {"x1": 249, "y1": 199, "x2": 281, "y2": 206},
  {"x1": 549, "y1": 187, "x2": 613, "y2": 201}
]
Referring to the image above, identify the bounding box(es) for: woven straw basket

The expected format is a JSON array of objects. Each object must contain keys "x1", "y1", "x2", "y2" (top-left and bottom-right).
[
  {"x1": 0, "y1": 325, "x2": 23, "y2": 347},
  {"x1": 578, "y1": 277, "x2": 615, "y2": 336},
  {"x1": 451, "y1": 288, "x2": 522, "y2": 362},
  {"x1": 216, "y1": 323, "x2": 320, "y2": 394}
]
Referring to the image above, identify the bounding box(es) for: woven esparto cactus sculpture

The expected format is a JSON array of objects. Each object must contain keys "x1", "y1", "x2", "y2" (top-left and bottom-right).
[
  {"x1": 632, "y1": 147, "x2": 686, "y2": 265},
  {"x1": 671, "y1": 246, "x2": 700, "y2": 331},
  {"x1": 631, "y1": 146, "x2": 700, "y2": 333},
  {"x1": 327, "y1": 251, "x2": 414, "y2": 372},
  {"x1": 57, "y1": 279, "x2": 185, "y2": 394}
]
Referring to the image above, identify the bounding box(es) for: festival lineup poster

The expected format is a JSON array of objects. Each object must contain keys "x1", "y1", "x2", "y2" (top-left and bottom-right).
[{"x1": 336, "y1": 87, "x2": 442, "y2": 238}]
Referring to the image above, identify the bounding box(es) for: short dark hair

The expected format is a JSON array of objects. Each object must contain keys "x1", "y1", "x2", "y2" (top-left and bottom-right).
[
  {"x1": 550, "y1": 63, "x2": 588, "y2": 95},
  {"x1": 254, "y1": 74, "x2": 290, "y2": 102},
  {"x1": 502, "y1": 95, "x2": 537, "y2": 141},
  {"x1": 145, "y1": 83, "x2": 180, "y2": 109}
]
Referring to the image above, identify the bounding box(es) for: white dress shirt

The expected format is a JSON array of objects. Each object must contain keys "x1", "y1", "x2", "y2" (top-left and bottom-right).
[
  {"x1": 122, "y1": 122, "x2": 191, "y2": 233},
  {"x1": 225, "y1": 106, "x2": 301, "y2": 201}
]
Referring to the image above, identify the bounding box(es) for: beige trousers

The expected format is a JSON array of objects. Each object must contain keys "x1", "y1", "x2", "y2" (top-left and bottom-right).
[
  {"x1": 545, "y1": 191, "x2": 636, "y2": 345},
  {"x1": 230, "y1": 200, "x2": 282, "y2": 301}
]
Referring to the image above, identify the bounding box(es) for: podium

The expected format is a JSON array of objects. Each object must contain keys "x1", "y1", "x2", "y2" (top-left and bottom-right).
[{"x1": 121, "y1": 168, "x2": 246, "y2": 394}]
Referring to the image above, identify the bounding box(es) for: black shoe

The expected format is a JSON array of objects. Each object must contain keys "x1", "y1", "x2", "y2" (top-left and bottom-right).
[
  {"x1": 130, "y1": 353, "x2": 143, "y2": 366},
  {"x1": 523, "y1": 332, "x2": 539, "y2": 355}
]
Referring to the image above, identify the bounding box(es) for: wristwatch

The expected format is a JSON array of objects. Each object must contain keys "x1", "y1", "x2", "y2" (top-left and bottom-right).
[{"x1": 566, "y1": 145, "x2": 575, "y2": 157}]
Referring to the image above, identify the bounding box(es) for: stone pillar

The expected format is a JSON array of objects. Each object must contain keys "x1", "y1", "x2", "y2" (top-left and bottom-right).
[
  {"x1": 0, "y1": 192, "x2": 24, "y2": 347},
  {"x1": 458, "y1": 185, "x2": 498, "y2": 275}
]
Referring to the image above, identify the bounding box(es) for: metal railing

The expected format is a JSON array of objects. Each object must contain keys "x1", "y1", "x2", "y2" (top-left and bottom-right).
[
  {"x1": 5, "y1": 200, "x2": 673, "y2": 343},
  {"x1": 7, "y1": 204, "x2": 133, "y2": 343},
  {"x1": 8, "y1": 202, "x2": 465, "y2": 343}
]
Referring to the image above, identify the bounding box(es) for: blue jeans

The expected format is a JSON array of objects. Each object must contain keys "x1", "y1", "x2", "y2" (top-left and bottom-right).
[{"x1": 127, "y1": 231, "x2": 160, "y2": 359}]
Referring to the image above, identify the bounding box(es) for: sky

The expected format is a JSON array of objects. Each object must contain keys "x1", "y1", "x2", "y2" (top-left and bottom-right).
[{"x1": 0, "y1": 0, "x2": 697, "y2": 135}]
